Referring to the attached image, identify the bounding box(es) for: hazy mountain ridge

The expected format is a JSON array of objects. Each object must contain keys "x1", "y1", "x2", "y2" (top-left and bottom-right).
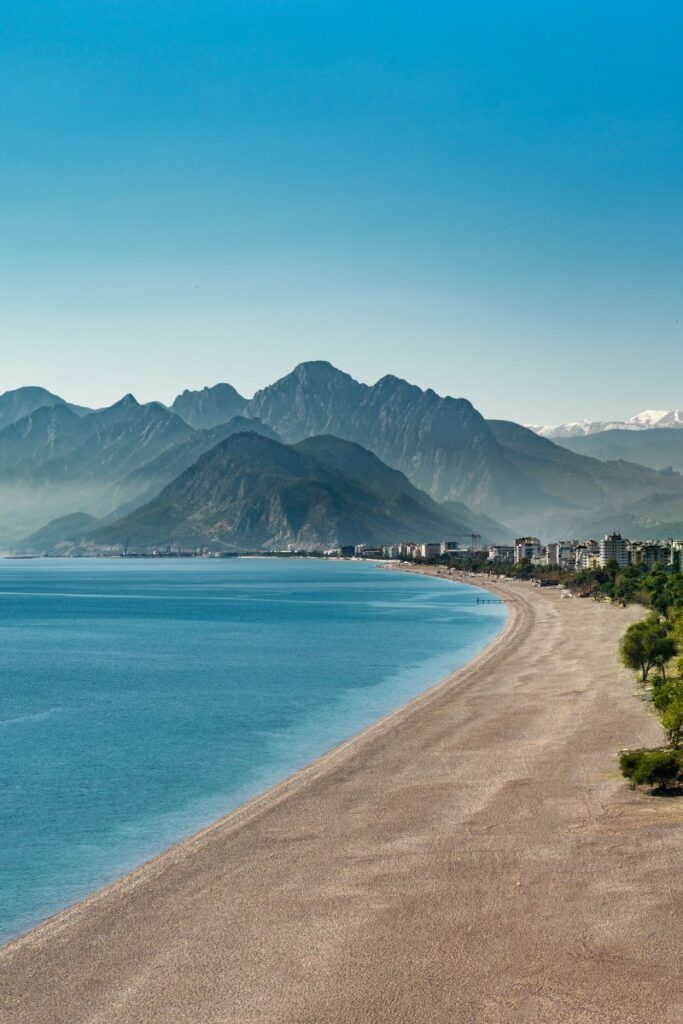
[
  {"x1": 243, "y1": 363, "x2": 683, "y2": 535},
  {"x1": 245, "y1": 362, "x2": 528, "y2": 515},
  {"x1": 170, "y1": 384, "x2": 247, "y2": 429},
  {"x1": 0, "y1": 397, "x2": 277, "y2": 544},
  {"x1": 0, "y1": 386, "x2": 91, "y2": 432},
  {"x1": 2, "y1": 368, "x2": 683, "y2": 546},
  {"x1": 20, "y1": 513, "x2": 100, "y2": 554},
  {"x1": 555, "y1": 428, "x2": 683, "y2": 474},
  {"x1": 110, "y1": 415, "x2": 279, "y2": 511},
  {"x1": 82, "y1": 433, "x2": 504, "y2": 552},
  {"x1": 487, "y1": 419, "x2": 683, "y2": 537}
]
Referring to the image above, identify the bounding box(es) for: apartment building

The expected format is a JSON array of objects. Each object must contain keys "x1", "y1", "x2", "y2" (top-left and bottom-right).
[
  {"x1": 599, "y1": 533, "x2": 630, "y2": 568},
  {"x1": 514, "y1": 537, "x2": 542, "y2": 563}
]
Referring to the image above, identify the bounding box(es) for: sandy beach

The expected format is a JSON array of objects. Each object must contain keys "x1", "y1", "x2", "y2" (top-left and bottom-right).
[{"x1": 2, "y1": 571, "x2": 682, "y2": 1023}]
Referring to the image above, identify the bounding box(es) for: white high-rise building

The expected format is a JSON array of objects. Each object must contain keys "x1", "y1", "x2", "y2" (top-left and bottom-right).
[
  {"x1": 514, "y1": 537, "x2": 542, "y2": 563},
  {"x1": 599, "y1": 533, "x2": 629, "y2": 568}
]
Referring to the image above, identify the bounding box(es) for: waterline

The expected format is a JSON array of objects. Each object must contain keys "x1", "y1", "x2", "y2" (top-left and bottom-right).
[{"x1": 0, "y1": 557, "x2": 506, "y2": 942}]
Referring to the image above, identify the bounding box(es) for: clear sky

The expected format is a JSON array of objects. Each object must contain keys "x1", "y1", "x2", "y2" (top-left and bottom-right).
[{"x1": 0, "y1": 1, "x2": 681, "y2": 423}]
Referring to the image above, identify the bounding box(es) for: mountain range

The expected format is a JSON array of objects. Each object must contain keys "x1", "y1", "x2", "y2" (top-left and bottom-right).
[
  {"x1": 2, "y1": 363, "x2": 683, "y2": 552},
  {"x1": 554, "y1": 428, "x2": 683, "y2": 474},
  {"x1": 528, "y1": 409, "x2": 683, "y2": 438},
  {"x1": 78, "y1": 433, "x2": 504, "y2": 553},
  {"x1": 0, "y1": 398, "x2": 276, "y2": 543},
  {"x1": 0, "y1": 386, "x2": 91, "y2": 431},
  {"x1": 169, "y1": 384, "x2": 247, "y2": 429}
]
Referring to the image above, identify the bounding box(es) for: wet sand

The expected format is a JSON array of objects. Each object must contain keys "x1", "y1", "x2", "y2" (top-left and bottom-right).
[{"x1": 2, "y1": 573, "x2": 681, "y2": 1023}]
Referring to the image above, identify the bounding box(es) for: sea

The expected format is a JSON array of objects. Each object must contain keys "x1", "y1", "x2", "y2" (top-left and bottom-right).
[{"x1": 0, "y1": 557, "x2": 507, "y2": 943}]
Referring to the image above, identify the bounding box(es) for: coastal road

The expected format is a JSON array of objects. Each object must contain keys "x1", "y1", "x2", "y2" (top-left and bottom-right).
[{"x1": 2, "y1": 577, "x2": 681, "y2": 1023}]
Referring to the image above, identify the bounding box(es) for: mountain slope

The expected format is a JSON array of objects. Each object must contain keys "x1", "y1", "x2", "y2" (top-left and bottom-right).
[
  {"x1": 246, "y1": 362, "x2": 529, "y2": 515},
  {"x1": 19, "y1": 513, "x2": 100, "y2": 553},
  {"x1": 488, "y1": 419, "x2": 683, "y2": 535},
  {"x1": 555, "y1": 428, "x2": 683, "y2": 473},
  {"x1": 114, "y1": 415, "x2": 279, "y2": 509},
  {"x1": 0, "y1": 397, "x2": 194, "y2": 484},
  {"x1": 167, "y1": 363, "x2": 683, "y2": 537},
  {"x1": 170, "y1": 384, "x2": 247, "y2": 428},
  {"x1": 2, "y1": 367, "x2": 682, "y2": 545},
  {"x1": 0, "y1": 396, "x2": 276, "y2": 544},
  {"x1": 88, "y1": 432, "x2": 500, "y2": 552},
  {"x1": 293, "y1": 435, "x2": 509, "y2": 541},
  {"x1": 0, "y1": 386, "x2": 90, "y2": 431}
]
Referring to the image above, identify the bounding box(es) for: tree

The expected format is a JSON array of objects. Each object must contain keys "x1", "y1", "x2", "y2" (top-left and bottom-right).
[
  {"x1": 612, "y1": 565, "x2": 647, "y2": 606},
  {"x1": 661, "y1": 702, "x2": 683, "y2": 750},
  {"x1": 672, "y1": 612, "x2": 683, "y2": 658},
  {"x1": 652, "y1": 677, "x2": 683, "y2": 713},
  {"x1": 619, "y1": 617, "x2": 677, "y2": 681}
]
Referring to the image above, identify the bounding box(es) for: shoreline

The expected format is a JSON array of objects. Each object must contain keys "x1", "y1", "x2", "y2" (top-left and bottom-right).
[
  {"x1": 1, "y1": 571, "x2": 514, "y2": 957},
  {"x1": 3, "y1": 572, "x2": 682, "y2": 1023}
]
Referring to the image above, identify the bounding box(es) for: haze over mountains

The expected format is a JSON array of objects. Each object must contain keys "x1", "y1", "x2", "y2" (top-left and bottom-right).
[
  {"x1": 1, "y1": 362, "x2": 682, "y2": 552},
  {"x1": 527, "y1": 408, "x2": 683, "y2": 478},
  {"x1": 0, "y1": 397, "x2": 276, "y2": 543},
  {"x1": 84, "y1": 433, "x2": 500, "y2": 552},
  {"x1": 555, "y1": 429, "x2": 683, "y2": 474}
]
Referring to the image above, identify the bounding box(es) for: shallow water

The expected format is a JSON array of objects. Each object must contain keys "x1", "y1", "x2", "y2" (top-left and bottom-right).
[{"x1": 0, "y1": 557, "x2": 506, "y2": 942}]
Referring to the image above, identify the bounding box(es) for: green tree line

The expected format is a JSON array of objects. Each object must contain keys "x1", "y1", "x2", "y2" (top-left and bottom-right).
[{"x1": 617, "y1": 574, "x2": 683, "y2": 792}]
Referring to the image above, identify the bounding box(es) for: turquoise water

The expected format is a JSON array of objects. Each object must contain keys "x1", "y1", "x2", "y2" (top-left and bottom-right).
[{"x1": 0, "y1": 557, "x2": 506, "y2": 943}]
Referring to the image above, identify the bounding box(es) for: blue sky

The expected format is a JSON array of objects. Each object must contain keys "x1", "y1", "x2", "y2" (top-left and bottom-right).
[{"x1": 0, "y1": 1, "x2": 680, "y2": 422}]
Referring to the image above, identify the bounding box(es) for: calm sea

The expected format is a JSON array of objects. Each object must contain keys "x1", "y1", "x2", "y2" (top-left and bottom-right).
[{"x1": 0, "y1": 557, "x2": 506, "y2": 942}]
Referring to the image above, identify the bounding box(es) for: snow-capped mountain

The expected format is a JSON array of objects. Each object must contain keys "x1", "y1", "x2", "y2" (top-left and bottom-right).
[
  {"x1": 528, "y1": 409, "x2": 683, "y2": 439},
  {"x1": 628, "y1": 409, "x2": 683, "y2": 429}
]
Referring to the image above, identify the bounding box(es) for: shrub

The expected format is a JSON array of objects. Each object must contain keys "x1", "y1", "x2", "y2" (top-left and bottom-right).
[
  {"x1": 619, "y1": 749, "x2": 647, "y2": 781},
  {"x1": 620, "y1": 749, "x2": 682, "y2": 791},
  {"x1": 661, "y1": 702, "x2": 683, "y2": 750}
]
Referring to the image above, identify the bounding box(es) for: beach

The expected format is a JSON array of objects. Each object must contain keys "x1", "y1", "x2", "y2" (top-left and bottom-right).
[{"x1": 2, "y1": 573, "x2": 681, "y2": 1023}]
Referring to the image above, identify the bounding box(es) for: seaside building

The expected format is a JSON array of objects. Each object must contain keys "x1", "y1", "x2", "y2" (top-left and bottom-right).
[
  {"x1": 557, "y1": 540, "x2": 579, "y2": 569},
  {"x1": 488, "y1": 544, "x2": 515, "y2": 564},
  {"x1": 340, "y1": 531, "x2": 683, "y2": 573},
  {"x1": 628, "y1": 541, "x2": 672, "y2": 569},
  {"x1": 672, "y1": 542, "x2": 683, "y2": 570},
  {"x1": 417, "y1": 542, "x2": 441, "y2": 559},
  {"x1": 514, "y1": 537, "x2": 542, "y2": 563},
  {"x1": 575, "y1": 541, "x2": 600, "y2": 571},
  {"x1": 360, "y1": 547, "x2": 384, "y2": 558},
  {"x1": 445, "y1": 548, "x2": 473, "y2": 563},
  {"x1": 545, "y1": 542, "x2": 560, "y2": 567},
  {"x1": 599, "y1": 533, "x2": 629, "y2": 568}
]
